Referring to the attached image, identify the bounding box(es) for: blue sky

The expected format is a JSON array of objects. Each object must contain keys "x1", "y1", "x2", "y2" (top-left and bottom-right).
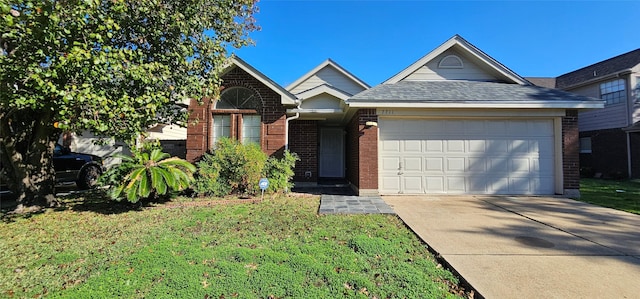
[{"x1": 231, "y1": 1, "x2": 639, "y2": 87}]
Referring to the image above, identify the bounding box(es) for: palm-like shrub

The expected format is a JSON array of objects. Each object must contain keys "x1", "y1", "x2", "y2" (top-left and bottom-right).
[{"x1": 109, "y1": 148, "x2": 196, "y2": 203}]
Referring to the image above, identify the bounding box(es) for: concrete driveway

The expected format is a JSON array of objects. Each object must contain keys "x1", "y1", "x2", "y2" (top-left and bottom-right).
[{"x1": 384, "y1": 195, "x2": 640, "y2": 299}]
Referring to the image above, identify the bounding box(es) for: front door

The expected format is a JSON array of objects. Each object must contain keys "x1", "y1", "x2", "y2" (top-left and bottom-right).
[{"x1": 319, "y1": 128, "x2": 345, "y2": 178}]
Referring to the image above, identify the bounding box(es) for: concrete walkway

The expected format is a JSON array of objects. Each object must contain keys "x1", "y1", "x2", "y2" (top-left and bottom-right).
[{"x1": 384, "y1": 195, "x2": 640, "y2": 299}]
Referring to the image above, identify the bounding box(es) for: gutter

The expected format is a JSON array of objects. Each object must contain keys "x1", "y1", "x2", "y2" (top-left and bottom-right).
[{"x1": 284, "y1": 100, "x2": 301, "y2": 151}]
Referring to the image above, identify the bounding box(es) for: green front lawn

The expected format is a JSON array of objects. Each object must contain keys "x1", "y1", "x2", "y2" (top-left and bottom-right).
[
  {"x1": 0, "y1": 194, "x2": 464, "y2": 298},
  {"x1": 579, "y1": 178, "x2": 640, "y2": 215}
]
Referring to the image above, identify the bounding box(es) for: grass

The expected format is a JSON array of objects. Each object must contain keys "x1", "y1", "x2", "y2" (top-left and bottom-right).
[
  {"x1": 579, "y1": 178, "x2": 640, "y2": 214},
  {"x1": 0, "y1": 192, "x2": 464, "y2": 298}
]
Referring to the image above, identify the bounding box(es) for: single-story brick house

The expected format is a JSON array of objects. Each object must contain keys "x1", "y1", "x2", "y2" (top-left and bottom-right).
[{"x1": 186, "y1": 35, "x2": 603, "y2": 197}]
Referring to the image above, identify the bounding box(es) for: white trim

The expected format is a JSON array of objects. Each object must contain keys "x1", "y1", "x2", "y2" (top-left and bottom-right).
[
  {"x1": 349, "y1": 101, "x2": 604, "y2": 109},
  {"x1": 223, "y1": 56, "x2": 298, "y2": 105},
  {"x1": 296, "y1": 84, "x2": 353, "y2": 100},
  {"x1": 286, "y1": 59, "x2": 370, "y2": 92},
  {"x1": 383, "y1": 35, "x2": 529, "y2": 85},
  {"x1": 287, "y1": 108, "x2": 344, "y2": 114},
  {"x1": 375, "y1": 108, "x2": 567, "y2": 118}
]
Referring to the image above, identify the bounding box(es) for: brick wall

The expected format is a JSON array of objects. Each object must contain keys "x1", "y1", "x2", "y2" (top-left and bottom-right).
[
  {"x1": 562, "y1": 109, "x2": 580, "y2": 191},
  {"x1": 347, "y1": 109, "x2": 378, "y2": 193},
  {"x1": 186, "y1": 66, "x2": 287, "y2": 161},
  {"x1": 580, "y1": 128, "x2": 630, "y2": 179},
  {"x1": 289, "y1": 120, "x2": 318, "y2": 182}
]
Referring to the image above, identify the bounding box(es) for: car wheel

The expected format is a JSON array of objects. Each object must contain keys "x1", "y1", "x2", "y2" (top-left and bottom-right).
[{"x1": 77, "y1": 165, "x2": 101, "y2": 190}]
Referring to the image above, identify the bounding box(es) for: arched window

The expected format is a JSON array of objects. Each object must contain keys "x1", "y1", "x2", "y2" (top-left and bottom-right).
[
  {"x1": 438, "y1": 55, "x2": 464, "y2": 69},
  {"x1": 212, "y1": 87, "x2": 262, "y2": 146},
  {"x1": 216, "y1": 86, "x2": 261, "y2": 110}
]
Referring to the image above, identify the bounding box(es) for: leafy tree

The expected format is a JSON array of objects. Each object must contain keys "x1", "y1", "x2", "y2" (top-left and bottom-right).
[
  {"x1": 0, "y1": 0, "x2": 258, "y2": 210},
  {"x1": 109, "y1": 147, "x2": 196, "y2": 203}
]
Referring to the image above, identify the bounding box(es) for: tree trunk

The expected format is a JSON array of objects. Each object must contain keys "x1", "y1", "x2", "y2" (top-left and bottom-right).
[{"x1": 0, "y1": 108, "x2": 60, "y2": 211}]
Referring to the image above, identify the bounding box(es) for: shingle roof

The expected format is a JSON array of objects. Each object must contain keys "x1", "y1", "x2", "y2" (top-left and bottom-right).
[
  {"x1": 525, "y1": 77, "x2": 557, "y2": 89},
  {"x1": 555, "y1": 49, "x2": 640, "y2": 89},
  {"x1": 348, "y1": 81, "x2": 602, "y2": 104}
]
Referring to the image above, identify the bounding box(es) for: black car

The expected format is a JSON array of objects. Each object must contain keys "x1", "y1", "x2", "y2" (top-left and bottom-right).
[{"x1": 53, "y1": 144, "x2": 105, "y2": 189}]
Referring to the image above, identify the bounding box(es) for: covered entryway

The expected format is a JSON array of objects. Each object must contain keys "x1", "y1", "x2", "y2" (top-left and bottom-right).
[
  {"x1": 379, "y1": 118, "x2": 555, "y2": 194},
  {"x1": 319, "y1": 128, "x2": 345, "y2": 178}
]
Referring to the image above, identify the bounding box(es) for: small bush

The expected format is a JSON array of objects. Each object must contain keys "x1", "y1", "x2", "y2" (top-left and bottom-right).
[
  {"x1": 193, "y1": 138, "x2": 299, "y2": 197},
  {"x1": 265, "y1": 150, "x2": 299, "y2": 193},
  {"x1": 193, "y1": 138, "x2": 267, "y2": 197}
]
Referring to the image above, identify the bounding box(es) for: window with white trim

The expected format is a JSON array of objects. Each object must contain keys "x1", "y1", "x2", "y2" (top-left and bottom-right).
[
  {"x1": 212, "y1": 87, "x2": 262, "y2": 146},
  {"x1": 579, "y1": 137, "x2": 592, "y2": 154},
  {"x1": 600, "y1": 79, "x2": 626, "y2": 105}
]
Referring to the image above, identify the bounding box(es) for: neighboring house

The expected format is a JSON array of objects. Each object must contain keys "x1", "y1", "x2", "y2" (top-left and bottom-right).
[
  {"x1": 62, "y1": 99, "x2": 191, "y2": 165},
  {"x1": 529, "y1": 49, "x2": 640, "y2": 179},
  {"x1": 187, "y1": 35, "x2": 604, "y2": 197}
]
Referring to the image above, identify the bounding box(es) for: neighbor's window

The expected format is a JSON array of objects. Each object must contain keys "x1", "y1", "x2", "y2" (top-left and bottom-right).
[
  {"x1": 600, "y1": 79, "x2": 626, "y2": 105},
  {"x1": 212, "y1": 87, "x2": 262, "y2": 146},
  {"x1": 579, "y1": 137, "x2": 592, "y2": 154}
]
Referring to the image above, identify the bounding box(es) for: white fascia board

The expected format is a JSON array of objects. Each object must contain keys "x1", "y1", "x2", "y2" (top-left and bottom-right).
[
  {"x1": 228, "y1": 57, "x2": 298, "y2": 105},
  {"x1": 296, "y1": 85, "x2": 352, "y2": 100},
  {"x1": 287, "y1": 108, "x2": 344, "y2": 114},
  {"x1": 347, "y1": 101, "x2": 605, "y2": 109}
]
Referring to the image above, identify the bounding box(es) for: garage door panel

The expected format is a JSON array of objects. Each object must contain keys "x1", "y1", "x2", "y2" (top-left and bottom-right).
[
  {"x1": 381, "y1": 140, "x2": 400, "y2": 151},
  {"x1": 426, "y1": 140, "x2": 444, "y2": 152},
  {"x1": 511, "y1": 158, "x2": 531, "y2": 172},
  {"x1": 446, "y1": 177, "x2": 466, "y2": 192},
  {"x1": 447, "y1": 158, "x2": 465, "y2": 171},
  {"x1": 381, "y1": 176, "x2": 400, "y2": 193},
  {"x1": 507, "y1": 121, "x2": 529, "y2": 135},
  {"x1": 467, "y1": 176, "x2": 488, "y2": 192},
  {"x1": 488, "y1": 177, "x2": 510, "y2": 193},
  {"x1": 403, "y1": 157, "x2": 422, "y2": 171},
  {"x1": 425, "y1": 158, "x2": 444, "y2": 171},
  {"x1": 447, "y1": 140, "x2": 465, "y2": 152},
  {"x1": 509, "y1": 177, "x2": 532, "y2": 193},
  {"x1": 425, "y1": 177, "x2": 445, "y2": 192},
  {"x1": 467, "y1": 157, "x2": 486, "y2": 172},
  {"x1": 469, "y1": 140, "x2": 486, "y2": 152},
  {"x1": 381, "y1": 157, "x2": 401, "y2": 172},
  {"x1": 487, "y1": 140, "x2": 509, "y2": 153},
  {"x1": 403, "y1": 176, "x2": 423, "y2": 193},
  {"x1": 487, "y1": 120, "x2": 508, "y2": 135},
  {"x1": 404, "y1": 140, "x2": 422, "y2": 152},
  {"x1": 380, "y1": 118, "x2": 555, "y2": 195},
  {"x1": 488, "y1": 158, "x2": 509, "y2": 172},
  {"x1": 510, "y1": 140, "x2": 530, "y2": 153}
]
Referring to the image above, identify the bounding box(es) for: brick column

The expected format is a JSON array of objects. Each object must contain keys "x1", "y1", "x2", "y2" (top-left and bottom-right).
[
  {"x1": 186, "y1": 98, "x2": 211, "y2": 162},
  {"x1": 347, "y1": 109, "x2": 378, "y2": 196},
  {"x1": 562, "y1": 109, "x2": 580, "y2": 198}
]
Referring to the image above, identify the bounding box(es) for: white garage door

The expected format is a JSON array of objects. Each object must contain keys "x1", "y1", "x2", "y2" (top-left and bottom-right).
[{"x1": 379, "y1": 118, "x2": 555, "y2": 195}]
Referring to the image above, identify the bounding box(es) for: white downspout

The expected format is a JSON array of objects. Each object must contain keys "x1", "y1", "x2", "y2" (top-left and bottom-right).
[{"x1": 285, "y1": 100, "x2": 301, "y2": 151}]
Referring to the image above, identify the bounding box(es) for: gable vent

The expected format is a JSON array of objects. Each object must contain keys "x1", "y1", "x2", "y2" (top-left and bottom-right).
[{"x1": 438, "y1": 55, "x2": 464, "y2": 69}]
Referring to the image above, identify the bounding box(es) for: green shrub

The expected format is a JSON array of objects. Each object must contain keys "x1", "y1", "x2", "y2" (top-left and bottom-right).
[
  {"x1": 265, "y1": 150, "x2": 299, "y2": 193},
  {"x1": 105, "y1": 146, "x2": 196, "y2": 203},
  {"x1": 193, "y1": 138, "x2": 299, "y2": 197},
  {"x1": 193, "y1": 138, "x2": 267, "y2": 197}
]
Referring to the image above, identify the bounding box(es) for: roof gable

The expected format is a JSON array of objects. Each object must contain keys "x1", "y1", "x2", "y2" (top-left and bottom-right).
[
  {"x1": 286, "y1": 59, "x2": 370, "y2": 97},
  {"x1": 556, "y1": 48, "x2": 640, "y2": 89},
  {"x1": 222, "y1": 56, "x2": 297, "y2": 105},
  {"x1": 384, "y1": 35, "x2": 530, "y2": 85}
]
